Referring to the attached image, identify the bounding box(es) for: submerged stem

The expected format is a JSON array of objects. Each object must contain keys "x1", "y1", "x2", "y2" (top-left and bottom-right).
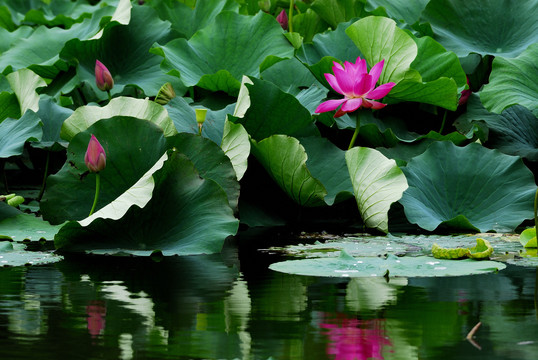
[
  {"x1": 348, "y1": 113, "x2": 361, "y2": 150},
  {"x1": 89, "y1": 173, "x2": 101, "y2": 217}
]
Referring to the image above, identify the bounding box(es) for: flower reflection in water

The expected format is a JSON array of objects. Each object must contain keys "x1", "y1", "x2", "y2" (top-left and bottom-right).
[
  {"x1": 320, "y1": 313, "x2": 391, "y2": 360},
  {"x1": 86, "y1": 300, "x2": 107, "y2": 338}
]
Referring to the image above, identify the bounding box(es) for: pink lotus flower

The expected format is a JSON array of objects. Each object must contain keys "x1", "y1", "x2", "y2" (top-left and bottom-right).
[
  {"x1": 86, "y1": 300, "x2": 106, "y2": 337},
  {"x1": 276, "y1": 10, "x2": 288, "y2": 30},
  {"x1": 95, "y1": 60, "x2": 114, "y2": 91},
  {"x1": 85, "y1": 134, "x2": 106, "y2": 173},
  {"x1": 315, "y1": 57, "x2": 396, "y2": 117}
]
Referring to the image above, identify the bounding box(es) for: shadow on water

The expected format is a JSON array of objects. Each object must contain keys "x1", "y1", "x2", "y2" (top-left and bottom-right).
[{"x1": 0, "y1": 234, "x2": 536, "y2": 360}]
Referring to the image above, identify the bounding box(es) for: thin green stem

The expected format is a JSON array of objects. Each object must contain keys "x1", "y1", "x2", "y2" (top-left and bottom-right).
[
  {"x1": 288, "y1": 0, "x2": 294, "y2": 33},
  {"x1": 89, "y1": 173, "x2": 101, "y2": 217},
  {"x1": 439, "y1": 109, "x2": 448, "y2": 134},
  {"x1": 37, "y1": 150, "x2": 50, "y2": 202},
  {"x1": 106, "y1": 89, "x2": 112, "y2": 102},
  {"x1": 534, "y1": 189, "x2": 538, "y2": 231},
  {"x1": 534, "y1": 187, "x2": 538, "y2": 231},
  {"x1": 348, "y1": 113, "x2": 361, "y2": 150}
]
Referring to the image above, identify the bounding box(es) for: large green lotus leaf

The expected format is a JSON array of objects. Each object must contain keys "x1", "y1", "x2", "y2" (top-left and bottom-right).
[
  {"x1": 231, "y1": 77, "x2": 314, "y2": 141},
  {"x1": 270, "y1": 252, "x2": 506, "y2": 278},
  {"x1": 479, "y1": 44, "x2": 538, "y2": 117},
  {"x1": 166, "y1": 133, "x2": 240, "y2": 212},
  {"x1": 60, "y1": 5, "x2": 184, "y2": 100},
  {"x1": 346, "y1": 16, "x2": 464, "y2": 110},
  {"x1": 31, "y1": 95, "x2": 72, "y2": 150},
  {"x1": 164, "y1": 96, "x2": 235, "y2": 145},
  {"x1": 61, "y1": 96, "x2": 176, "y2": 141},
  {"x1": 6, "y1": 68, "x2": 46, "y2": 116},
  {"x1": 0, "y1": 242, "x2": 63, "y2": 267},
  {"x1": 260, "y1": 58, "x2": 328, "y2": 115},
  {"x1": 346, "y1": 147, "x2": 408, "y2": 233},
  {"x1": 151, "y1": 11, "x2": 294, "y2": 95},
  {"x1": 0, "y1": 203, "x2": 62, "y2": 242},
  {"x1": 13, "y1": 0, "x2": 105, "y2": 28},
  {"x1": 310, "y1": 0, "x2": 369, "y2": 29},
  {"x1": 299, "y1": 136, "x2": 353, "y2": 205},
  {"x1": 41, "y1": 117, "x2": 170, "y2": 224},
  {"x1": 482, "y1": 105, "x2": 538, "y2": 160},
  {"x1": 0, "y1": 6, "x2": 114, "y2": 78},
  {"x1": 422, "y1": 0, "x2": 538, "y2": 58},
  {"x1": 365, "y1": 0, "x2": 429, "y2": 25},
  {"x1": 54, "y1": 151, "x2": 239, "y2": 256},
  {"x1": 0, "y1": 92, "x2": 20, "y2": 122},
  {"x1": 0, "y1": 26, "x2": 33, "y2": 53},
  {"x1": 147, "y1": 0, "x2": 239, "y2": 38},
  {"x1": 0, "y1": 110, "x2": 42, "y2": 158},
  {"x1": 400, "y1": 141, "x2": 536, "y2": 232},
  {"x1": 221, "y1": 119, "x2": 250, "y2": 181},
  {"x1": 292, "y1": 8, "x2": 330, "y2": 44},
  {"x1": 251, "y1": 135, "x2": 327, "y2": 207}
]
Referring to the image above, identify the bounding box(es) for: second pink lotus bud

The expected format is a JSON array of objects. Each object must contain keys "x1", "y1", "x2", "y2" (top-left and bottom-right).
[{"x1": 85, "y1": 134, "x2": 106, "y2": 173}]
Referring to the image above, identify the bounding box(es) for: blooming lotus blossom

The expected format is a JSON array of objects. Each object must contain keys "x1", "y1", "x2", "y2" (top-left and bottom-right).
[
  {"x1": 85, "y1": 134, "x2": 106, "y2": 173},
  {"x1": 315, "y1": 57, "x2": 396, "y2": 117},
  {"x1": 95, "y1": 60, "x2": 114, "y2": 91},
  {"x1": 276, "y1": 10, "x2": 288, "y2": 30}
]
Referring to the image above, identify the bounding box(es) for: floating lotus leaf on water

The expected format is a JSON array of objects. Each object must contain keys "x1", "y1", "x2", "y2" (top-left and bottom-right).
[
  {"x1": 432, "y1": 238, "x2": 494, "y2": 260},
  {"x1": 269, "y1": 251, "x2": 506, "y2": 278},
  {"x1": 0, "y1": 241, "x2": 63, "y2": 267}
]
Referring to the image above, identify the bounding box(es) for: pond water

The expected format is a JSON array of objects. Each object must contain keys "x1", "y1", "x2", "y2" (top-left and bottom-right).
[{"x1": 0, "y1": 233, "x2": 536, "y2": 360}]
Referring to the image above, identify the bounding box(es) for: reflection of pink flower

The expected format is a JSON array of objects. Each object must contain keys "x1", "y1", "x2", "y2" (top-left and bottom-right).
[
  {"x1": 87, "y1": 300, "x2": 107, "y2": 337},
  {"x1": 320, "y1": 314, "x2": 391, "y2": 360},
  {"x1": 315, "y1": 57, "x2": 396, "y2": 117}
]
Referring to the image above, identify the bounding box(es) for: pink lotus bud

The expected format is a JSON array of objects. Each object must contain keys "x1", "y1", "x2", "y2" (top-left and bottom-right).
[
  {"x1": 85, "y1": 134, "x2": 106, "y2": 173},
  {"x1": 276, "y1": 10, "x2": 288, "y2": 30},
  {"x1": 95, "y1": 60, "x2": 114, "y2": 91}
]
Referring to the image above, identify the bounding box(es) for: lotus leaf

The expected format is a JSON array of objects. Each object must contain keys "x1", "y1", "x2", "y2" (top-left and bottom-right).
[
  {"x1": 0, "y1": 244, "x2": 63, "y2": 267},
  {"x1": 41, "y1": 117, "x2": 170, "y2": 224},
  {"x1": 251, "y1": 135, "x2": 327, "y2": 207},
  {"x1": 270, "y1": 251, "x2": 506, "y2": 278},
  {"x1": 60, "y1": 5, "x2": 184, "y2": 100},
  {"x1": 346, "y1": 146, "x2": 408, "y2": 233},
  {"x1": 432, "y1": 238, "x2": 493, "y2": 260},
  {"x1": 54, "y1": 151, "x2": 239, "y2": 256},
  {"x1": 61, "y1": 96, "x2": 176, "y2": 141},
  {"x1": 0, "y1": 110, "x2": 42, "y2": 158},
  {"x1": 151, "y1": 11, "x2": 294, "y2": 95},
  {"x1": 346, "y1": 16, "x2": 465, "y2": 110},
  {"x1": 479, "y1": 43, "x2": 538, "y2": 117},
  {"x1": 400, "y1": 141, "x2": 536, "y2": 232},
  {"x1": 519, "y1": 228, "x2": 537, "y2": 248},
  {"x1": 422, "y1": 0, "x2": 538, "y2": 58}
]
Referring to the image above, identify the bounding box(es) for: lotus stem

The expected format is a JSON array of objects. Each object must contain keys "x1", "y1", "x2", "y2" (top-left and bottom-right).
[
  {"x1": 106, "y1": 89, "x2": 112, "y2": 102},
  {"x1": 439, "y1": 109, "x2": 448, "y2": 134},
  {"x1": 466, "y1": 321, "x2": 482, "y2": 350},
  {"x1": 288, "y1": 0, "x2": 294, "y2": 33},
  {"x1": 37, "y1": 150, "x2": 50, "y2": 202},
  {"x1": 89, "y1": 173, "x2": 101, "y2": 217},
  {"x1": 534, "y1": 189, "x2": 538, "y2": 231},
  {"x1": 534, "y1": 187, "x2": 538, "y2": 231},
  {"x1": 348, "y1": 113, "x2": 361, "y2": 150}
]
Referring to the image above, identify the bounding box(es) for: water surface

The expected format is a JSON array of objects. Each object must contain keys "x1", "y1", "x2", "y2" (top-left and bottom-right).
[{"x1": 0, "y1": 236, "x2": 536, "y2": 360}]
